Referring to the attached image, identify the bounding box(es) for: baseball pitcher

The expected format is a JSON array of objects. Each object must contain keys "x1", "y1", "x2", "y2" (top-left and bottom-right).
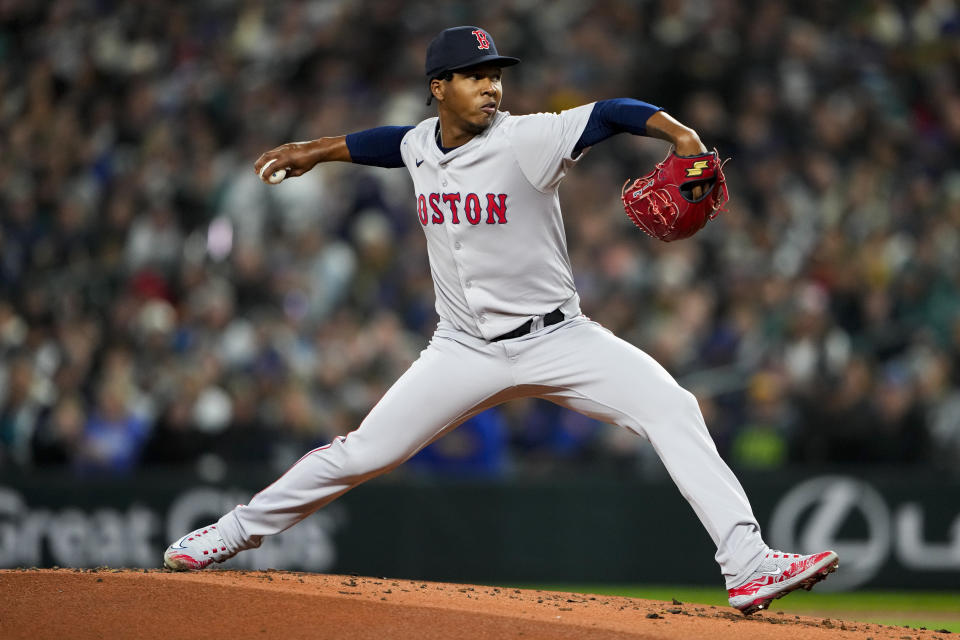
[{"x1": 164, "y1": 26, "x2": 837, "y2": 615}]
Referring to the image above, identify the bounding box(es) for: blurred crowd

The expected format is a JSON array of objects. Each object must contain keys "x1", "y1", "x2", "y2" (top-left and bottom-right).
[{"x1": 2, "y1": 0, "x2": 960, "y2": 478}]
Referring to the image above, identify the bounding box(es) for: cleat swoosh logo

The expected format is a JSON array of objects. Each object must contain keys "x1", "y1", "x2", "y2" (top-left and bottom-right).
[
  {"x1": 759, "y1": 567, "x2": 783, "y2": 577},
  {"x1": 170, "y1": 535, "x2": 191, "y2": 550}
]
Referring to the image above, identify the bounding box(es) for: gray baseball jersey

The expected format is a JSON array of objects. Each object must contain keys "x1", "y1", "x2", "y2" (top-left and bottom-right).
[
  {"x1": 400, "y1": 106, "x2": 592, "y2": 340},
  {"x1": 215, "y1": 106, "x2": 768, "y2": 588}
]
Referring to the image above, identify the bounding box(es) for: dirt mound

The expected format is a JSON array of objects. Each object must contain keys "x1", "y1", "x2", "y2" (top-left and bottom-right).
[{"x1": 0, "y1": 569, "x2": 946, "y2": 640}]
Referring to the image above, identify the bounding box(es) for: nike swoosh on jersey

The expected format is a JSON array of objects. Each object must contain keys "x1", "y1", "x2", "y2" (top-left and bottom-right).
[{"x1": 416, "y1": 159, "x2": 424, "y2": 167}]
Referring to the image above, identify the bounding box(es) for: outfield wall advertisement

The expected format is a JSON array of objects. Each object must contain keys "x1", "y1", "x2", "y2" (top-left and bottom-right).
[{"x1": 1, "y1": 470, "x2": 957, "y2": 589}]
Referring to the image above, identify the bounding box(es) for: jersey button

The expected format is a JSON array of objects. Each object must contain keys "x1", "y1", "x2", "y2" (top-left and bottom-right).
[
  {"x1": 465, "y1": 281, "x2": 472, "y2": 288},
  {"x1": 442, "y1": 180, "x2": 448, "y2": 187},
  {"x1": 479, "y1": 315, "x2": 486, "y2": 324},
  {"x1": 454, "y1": 241, "x2": 462, "y2": 250}
]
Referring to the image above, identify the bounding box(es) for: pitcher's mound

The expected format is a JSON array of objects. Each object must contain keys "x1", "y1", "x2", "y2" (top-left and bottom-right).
[{"x1": 0, "y1": 569, "x2": 935, "y2": 639}]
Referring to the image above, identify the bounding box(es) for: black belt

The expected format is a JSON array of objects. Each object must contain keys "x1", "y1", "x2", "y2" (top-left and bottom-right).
[{"x1": 490, "y1": 308, "x2": 565, "y2": 342}]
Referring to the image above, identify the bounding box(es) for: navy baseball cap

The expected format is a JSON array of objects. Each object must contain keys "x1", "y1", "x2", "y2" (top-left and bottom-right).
[{"x1": 425, "y1": 26, "x2": 520, "y2": 79}]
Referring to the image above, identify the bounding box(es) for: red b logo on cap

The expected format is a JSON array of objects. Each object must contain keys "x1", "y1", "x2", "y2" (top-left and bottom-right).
[{"x1": 472, "y1": 30, "x2": 490, "y2": 50}]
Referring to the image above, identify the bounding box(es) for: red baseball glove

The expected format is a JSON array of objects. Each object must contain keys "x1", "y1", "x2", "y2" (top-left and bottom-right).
[{"x1": 621, "y1": 149, "x2": 729, "y2": 242}]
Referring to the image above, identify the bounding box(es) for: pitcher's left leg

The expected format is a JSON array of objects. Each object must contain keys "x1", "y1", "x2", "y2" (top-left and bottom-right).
[{"x1": 515, "y1": 319, "x2": 766, "y2": 587}]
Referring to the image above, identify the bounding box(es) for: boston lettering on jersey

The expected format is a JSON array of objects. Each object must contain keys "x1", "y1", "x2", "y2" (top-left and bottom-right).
[{"x1": 416, "y1": 192, "x2": 508, "y2": 226}]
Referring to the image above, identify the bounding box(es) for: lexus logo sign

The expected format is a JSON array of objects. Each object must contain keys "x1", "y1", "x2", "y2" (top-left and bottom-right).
[
  {"x1": 769, "y1": 475, "x2": 960, "y2": 590},
  {"x1": 769, "y1": 476, "x2": 889, "y2": 590}
]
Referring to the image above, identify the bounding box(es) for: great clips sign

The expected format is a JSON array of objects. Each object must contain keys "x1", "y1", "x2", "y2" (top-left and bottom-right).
[{"x1": 0, "y1": 470, "x2": 957, "y2": 589}]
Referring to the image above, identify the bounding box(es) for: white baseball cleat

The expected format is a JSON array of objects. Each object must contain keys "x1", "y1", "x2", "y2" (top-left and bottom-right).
[
  {"x1": 727, "y1": 549, "x2": 838, "y2": 615},
  {"x1": 163, "y1": 524, "x2": 237, "y2": 571}
]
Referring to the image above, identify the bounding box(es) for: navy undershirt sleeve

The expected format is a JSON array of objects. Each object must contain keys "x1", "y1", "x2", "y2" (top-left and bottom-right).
[
  {"x1": 344, "y1": 125, "x2": 415, "y2": 168},
  {"x1": 573, "y1": 98, "x2": 662, "y2": 154}
]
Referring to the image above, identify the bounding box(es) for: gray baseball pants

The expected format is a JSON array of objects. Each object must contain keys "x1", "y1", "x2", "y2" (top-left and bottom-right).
[{"x1": 216, "y1": 316, "x2": 767, "y2": 587}]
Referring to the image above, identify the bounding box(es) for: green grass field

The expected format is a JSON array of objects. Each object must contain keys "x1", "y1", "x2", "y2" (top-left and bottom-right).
[{"x1": 515, "y1": 585, "x2": 960, "y2": 633}]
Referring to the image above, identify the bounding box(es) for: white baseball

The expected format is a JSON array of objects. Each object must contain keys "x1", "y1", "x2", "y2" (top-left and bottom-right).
[{"x1": 259, "y1": 158, "x2": 287, "y2": 184}]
